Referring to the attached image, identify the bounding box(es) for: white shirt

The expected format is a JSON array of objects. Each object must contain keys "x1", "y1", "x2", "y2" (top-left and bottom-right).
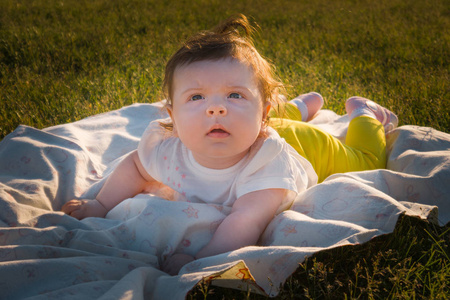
[{"x1": 138, "y1": 119, "x2": 317, "y2": 209}]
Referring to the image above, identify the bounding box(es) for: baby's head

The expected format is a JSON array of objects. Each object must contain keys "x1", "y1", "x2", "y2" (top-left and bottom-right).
[{"x1": 163, "y1": 14, "x2": 284, "y2": 116}]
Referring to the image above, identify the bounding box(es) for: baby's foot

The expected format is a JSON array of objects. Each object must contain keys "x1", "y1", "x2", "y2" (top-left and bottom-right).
[
  {"x1": 345, "y1": 96, "x2": 398, "y2": 132},
  {"x1": 290, "y1": 92, "x2": 324, "y2": 121}
]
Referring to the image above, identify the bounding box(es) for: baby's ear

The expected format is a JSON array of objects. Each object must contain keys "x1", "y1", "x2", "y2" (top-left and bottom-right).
[
  {"x1": 165, "y1": 104, "x2": 178, "y2": 136},
  {"x1": 165, "y1": 103, "x2": 173, "y2": 118},
  {"x1": 265, "y1": 103, "x2": 271, "y2": 116},
  {"x1": 263, "y1": 102, "x2": 271, "y2": 120}
]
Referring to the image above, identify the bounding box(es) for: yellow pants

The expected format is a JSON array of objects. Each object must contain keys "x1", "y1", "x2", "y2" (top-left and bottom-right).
[{"x1": 269, "y1": 103, "x2": 386, "y2": 183}]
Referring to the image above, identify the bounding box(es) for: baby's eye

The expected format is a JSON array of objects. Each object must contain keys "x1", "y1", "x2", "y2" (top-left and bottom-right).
[
  {"x1": 190, "y1": 94, "x2": 204, "y2": 101},
  {"x1": 228, "y1": 93, "x2": 243, "y2": 99}
]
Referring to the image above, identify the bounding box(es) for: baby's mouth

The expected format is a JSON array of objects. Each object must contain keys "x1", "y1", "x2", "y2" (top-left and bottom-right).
[
  {"x1": 210, "y1": 129, "x2": 227, "y2": 134},
  {"x1": 207, "y1": 127, "x2": 230, "y2": 138}
]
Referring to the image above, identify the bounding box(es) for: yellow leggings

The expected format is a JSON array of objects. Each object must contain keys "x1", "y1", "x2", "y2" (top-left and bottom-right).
[{"x1": 269, "y1": 103, "x2": 386, "y2": 183}]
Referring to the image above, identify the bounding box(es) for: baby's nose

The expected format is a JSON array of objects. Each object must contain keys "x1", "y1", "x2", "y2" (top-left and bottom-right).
[{"x1": 207, "y1": 104, "x2": 227, "y2": 116}]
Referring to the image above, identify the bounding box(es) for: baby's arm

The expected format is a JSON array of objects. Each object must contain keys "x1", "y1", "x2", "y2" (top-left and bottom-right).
[
  {"x1": 196, "y1": 188, "x2": 285, "y2": 258},
  {"x1": 163, "y1": 188, "x2": 285, "y2": 275},
  {"x1": 62, "y1": 150, "x2": 156, "y2": 219}
]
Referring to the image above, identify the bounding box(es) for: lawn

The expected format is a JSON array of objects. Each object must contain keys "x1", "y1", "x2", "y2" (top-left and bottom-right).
[{"x1": 1, "y1": 0, "x2": 449, "y2": 298}]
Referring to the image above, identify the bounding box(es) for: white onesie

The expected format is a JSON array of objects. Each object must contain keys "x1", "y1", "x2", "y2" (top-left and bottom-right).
[{"x1": 138, "y1": 119, "x2": 317, "y2": 210}]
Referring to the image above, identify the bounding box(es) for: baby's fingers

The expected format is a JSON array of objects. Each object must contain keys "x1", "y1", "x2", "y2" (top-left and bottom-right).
[
  {"x1": 69, "y1": 207, "x2": 89, "y2": 220},
  {"x1": 62, "y1": 199, "x2": 108, "y2": 219},
  {"x1": 61, "y1": 200, "x2": 86, "y2": 215}
]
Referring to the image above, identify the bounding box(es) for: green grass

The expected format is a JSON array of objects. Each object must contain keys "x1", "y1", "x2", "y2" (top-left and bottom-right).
[{"x1": 1, "y1": 0, "x2": 449, "y2": 298}]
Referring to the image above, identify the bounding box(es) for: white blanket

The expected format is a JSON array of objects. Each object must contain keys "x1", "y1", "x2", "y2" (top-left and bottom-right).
[{"x1": 0, "y1": 102, "x2": 449, "y2": 299}]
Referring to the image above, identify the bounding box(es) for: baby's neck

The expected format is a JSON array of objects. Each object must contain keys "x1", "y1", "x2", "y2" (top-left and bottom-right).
[{"x1": 191, "y1": 149, "x2": 250, "y2": 170}]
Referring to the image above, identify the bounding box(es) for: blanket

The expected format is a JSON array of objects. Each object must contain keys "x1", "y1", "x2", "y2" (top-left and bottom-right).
[{"x1": 1, "y1": 102, "x2": 449, "y2": 299}]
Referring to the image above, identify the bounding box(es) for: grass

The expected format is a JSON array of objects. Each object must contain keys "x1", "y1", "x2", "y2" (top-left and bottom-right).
[{"x1": 0, "y1": 0, "x2": 449, "y2": 298}]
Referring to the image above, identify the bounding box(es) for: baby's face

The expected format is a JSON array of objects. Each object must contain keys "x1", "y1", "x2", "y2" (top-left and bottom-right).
[{"x1": 168, "y1": 58, "x2": 268, "y2": 169}]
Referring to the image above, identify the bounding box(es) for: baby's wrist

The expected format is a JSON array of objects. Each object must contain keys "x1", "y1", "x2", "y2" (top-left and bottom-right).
[
  {"x1": 92, "y1": 199, "x2": 109, "y2": 217},
  {"x1": 94, "y1": 199, "x2": 108, "y2": 210}
]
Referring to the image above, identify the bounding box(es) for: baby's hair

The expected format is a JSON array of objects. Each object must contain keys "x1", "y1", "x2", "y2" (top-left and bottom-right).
[{"x1": 162, "y1": 14, "x2": 285, "y2": 130}]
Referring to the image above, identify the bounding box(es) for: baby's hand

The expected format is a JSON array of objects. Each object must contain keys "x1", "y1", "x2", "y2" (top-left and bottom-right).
[
  {"x1": 61, "y1": 199, "x2": 108, "y2": 220},
  {"x1": 162, "y1": 253, "x2": 195, "y2": 276}
]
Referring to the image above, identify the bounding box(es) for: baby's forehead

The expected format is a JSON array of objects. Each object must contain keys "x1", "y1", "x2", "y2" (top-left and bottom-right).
[
  {"x1": 174, "y1": 58, "x2": 259, "y2": 84},
  {"x1": 171, "y1": 58, "x2": 264, "y2": 99}
]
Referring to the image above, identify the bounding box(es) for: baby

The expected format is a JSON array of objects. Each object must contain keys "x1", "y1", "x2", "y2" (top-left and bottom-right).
[{"x1": 62, "y1": 14, "x2": 398, "y2": 275}]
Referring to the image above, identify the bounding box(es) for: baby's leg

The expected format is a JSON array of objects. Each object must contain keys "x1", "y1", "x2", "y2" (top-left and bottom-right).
[
  {"x1": 343, "y1": 115, "x2": 386, "y2": 171},
  {"x1": 270, "y1": 116, "x2": 386, "y2": 182},
  {"x1": 340, "y1": 97, "x2": 398, "y2": 173},
  {"x1": 269, "y1": 92, "x2": 323, "y2": 122},
  {"x1": 270, "y1": 96, "x2": 395, "y2": 182}
]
